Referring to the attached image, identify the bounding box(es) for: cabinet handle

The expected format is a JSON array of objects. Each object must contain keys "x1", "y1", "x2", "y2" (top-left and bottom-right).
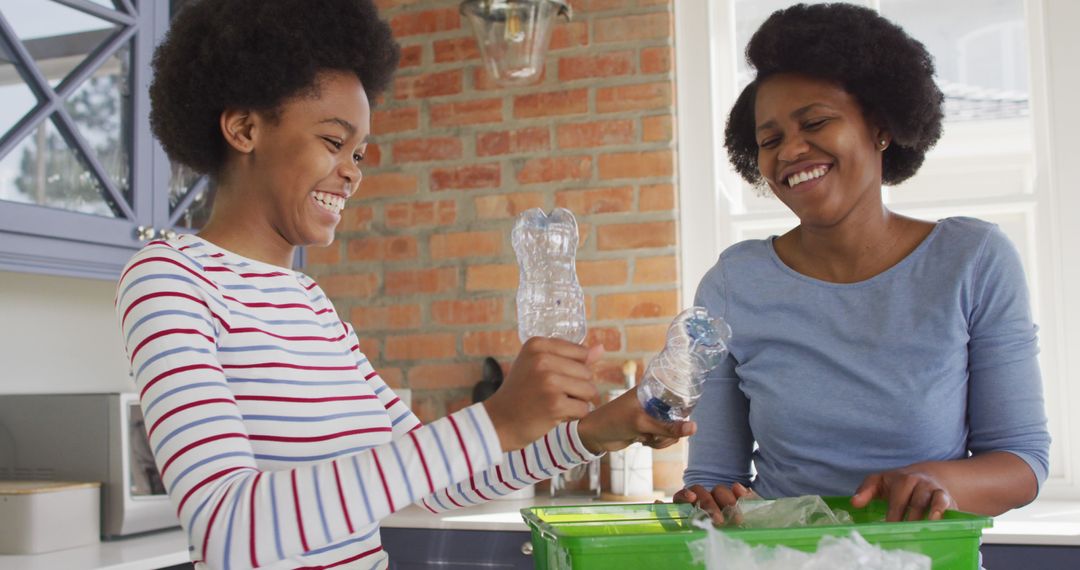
[
  {"x1": 135, "y1": 226, "x2": 156, "y2": 241},
  {"x1": 520, "y1": 541, "x2": 533, "y2": 556},
  {"x1": 158, "y1": 228, "x2": 178, "y2": 241}
]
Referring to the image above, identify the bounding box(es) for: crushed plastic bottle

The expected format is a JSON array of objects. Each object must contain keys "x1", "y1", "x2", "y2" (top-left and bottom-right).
[
  {"x1": 512, "y1": 207, "x2": 587, "y2": 344},
  {"x1": 637, "y1": 307, "x2": 732, "y2": 422}
]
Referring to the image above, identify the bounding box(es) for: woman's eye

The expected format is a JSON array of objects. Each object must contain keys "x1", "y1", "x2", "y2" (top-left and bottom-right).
[
  {"x1": 759, "y1": 138, "x2": 779, "y2": 149},
  {"x1": 804, "y1": 119, "x2": 828, "y2": 130}
]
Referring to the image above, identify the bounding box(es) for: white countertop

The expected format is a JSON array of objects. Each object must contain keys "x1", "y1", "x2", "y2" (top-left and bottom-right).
[{"x1": 2, "y1": 497, "x2": 1076, "y2": 570}]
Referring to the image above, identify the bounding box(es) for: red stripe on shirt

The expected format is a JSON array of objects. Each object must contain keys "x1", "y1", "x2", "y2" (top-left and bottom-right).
[
  {"x1": 447, "y1": 415, "x2": 474, "y2": 474},
  {"x1": 565, "y1": 422, "x2": 587, "y2": 462},
  {"x1": 409, "y1": 431, "x2": 435, "y2": 494},
  {"x1": 248, "y1": 427, "x2": 391, "y2": 443},
  {"x1": 519, "y1": 449, "x2": 539, "y2": 481},
  {"x1": 383, "y1": 397, "x2": 401, "y2": 410},
  {"x1": 332, "y1": 461, "x2": 355, "y2": 534},
  {"x1": 221, "y1": 362, "x2": 357, "y2": 371},
  {"x1": 495, "y1": 464, "x2": 520, "y2": 491},
  {"x1": 224, "y1": 326, "x2": 346, "y2": 343},
  {"x1": 371, "y1": 449, "x2": 396, "y2": 512},
  {"x1": 543, "y1": 433, "x2": 567, "y2": 470},
  {"x1": 161, "y1": 432, "x2": 249, "y2": 476},
  {"x1": 291, "y1": 471, "x2": 310, "y2": 552},
  {"x1": 363, "y1": 371, "x2": 377, "y2": 380},
  {"x1": 443, "y1": 488, "x2": 464, "y2": 509},
  {"x1": 469, "y1": 474, "x2": 491, "y2": 501},
  {"x1": 235, "y1": 394, "x2": 376, "y2": 404},
  {"x1": 177, "y1": 466, "x2": 250, "y2": 515},
  {"x1": 130, "y1": 327, "x2": 215, "y2": 363},
  {"x1": 120, "y1": 255, "x2": 218, "y2": 291},
  {"x1": 140, "y1": 363, "x2": 224, "y2": 399},
  {"x1": 147, "y1": 397, "x2": 234, "y2": 438}
]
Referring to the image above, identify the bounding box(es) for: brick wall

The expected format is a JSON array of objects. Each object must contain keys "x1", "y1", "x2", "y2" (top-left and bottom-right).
[{"x1": 306, "y1": 0, "x2": 685, "y2": 492}]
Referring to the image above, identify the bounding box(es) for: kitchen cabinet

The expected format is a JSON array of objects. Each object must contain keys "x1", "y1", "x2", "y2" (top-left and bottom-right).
[{"x1": 0, "y1": 1, "x2": 213, "y2": 281}]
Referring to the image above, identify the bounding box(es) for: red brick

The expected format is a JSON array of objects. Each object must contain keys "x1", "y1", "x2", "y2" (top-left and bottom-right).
[
  {"x1": 359, "y1": 172, "x2": 418, "y2": 198},
  {"x1": 385, "y1": 333, "x2": 457, "y2": 360},
  {"x1": 463, "y1": 329, "x2": 521, "y2": 357},
  {"x1": 516, "y1": 156, "x2": 592, "y2": 185},
  {"x1": 373, "y1": 107, "x2": 419, "y2": 135},
  {"x1": 399, "y1": 45, "x2": 423, "y2": 68},
  {"x1": 634, "y1": 255, "x2": 677, "y2": 284},
  {"x1": 598, "y1": 150, "x2": 673, "y2": 179},
  {"x1": 408, "y1": 362, "x2": 482, "y2": 390},
  {"x1": 641, "y1": 46, "x2": 672, "y2": 74},
  {"x1": 514, "y1": 89, "x2": 588, "y2": 119},
  {"x1": 446, "y1": 394, "x2": 474, "y2": 415},
  {"x1": 376, "y1": 367, "x2": 403, "y2": 388},
  {"x1": 356, "y1": 337, "x2": 380, "y2": 361},
  {"x1": 550, "y1": 21, "x2": 588, "y2": 50},
  {"x1": 585, "y1": 327, "x2": 622, "y2": 351},
  {"x1": 394, "y1": 70, "x2": 462, "y2": 99},
  {"x1": 430, "y1": 231, "x2": 503, "y2": 259},
  {"x1": 597, "y1": 82, "x2": 672, "y2": 113},
  {"x1": 640, "y1": 183, "x2": 675, "y2": 211},
  {"x1": 317, "y1": 273, "x2": 379, "y2": 298},
  {"x1": 642, "y1": 115, "x2": 672, "y2": 143},
  {"x1": 626, "y1": 323, "x2": 668, "y2": 352},
  {"x1": 597, "y1": 221, "x2": 676, "y2": 250},
  {"x1": 430, "y1": 99, "x2": 503, "y2": 127},
  {"x1": 431, "y1": 298, "x2": 504, "y2": 325},
  {"x1": 346, "y1": 236, "x2": 418, "y2": 261},
  {"x1": 474, "y1": 192, "x2": 545, "y2": 219},
  {"x1": 556, "y1": 120, "x2": 634, "y2": 149},
  {"x1": 555, "y1": 186, "x2": 633, "y2": 214},
  {"x1": 339, "y1": 206, "x2": 374, "y2": 232},
  {"x1": 392, "y1": 137, "x2": 463, "y2": 163},
  {"x1": 409, "y1": 392, "x2": 441, "y2": 424},
  {"x1": 385, "y1": 200, "x2": 457, "y2": 229},
  {"x1": 596, "y1": 290, "x2": 678, "y2": 320},
  {"x1": 476, "y1": 127, "x2": 550, "y2": 157},
  {"x1": 576, "y1": 259, "x2": 629, "y2": 286},
  {"x1": 595, "y1": 13, "x2": 671, "y2": 43},
  {"x1": 390, "y1": 8, "x2": 460, "y2": 37},
  {"x1": 385, "y1": 267, "x2": 458, "y2": 295},
  {"x1": 362, "y1": 144, "x2": 382, "y2": 168},
  {"x1": 433, "y1": 37, "x2": 481, "y2": 63},
  {"x1": 558, "y1": 51, "x2": 633, "y2": 81},
  {"x1": 430, "y1": 164, "x2": 501, "y2": 191},
  {"x1": 350, "y1": 304, "x2": 422, "y2": 330},
  {"x1": 306, "y1": 244, "x2": 341, "y2": 266},
  {"x1": 466, "y1": 264, "x2": 518, "y2": 291}
]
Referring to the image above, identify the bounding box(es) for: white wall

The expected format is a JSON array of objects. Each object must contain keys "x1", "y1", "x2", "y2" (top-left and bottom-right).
[{"x1": 0, "y1": 271, "x2": 134, "y2": 394}]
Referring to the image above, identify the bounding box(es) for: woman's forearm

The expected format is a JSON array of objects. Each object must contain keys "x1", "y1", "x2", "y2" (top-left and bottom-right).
[{"x1": 920, "y1": 451, "x2": 1039, "y2": 516}]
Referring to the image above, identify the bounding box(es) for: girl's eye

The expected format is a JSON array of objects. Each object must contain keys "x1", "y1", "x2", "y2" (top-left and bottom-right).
[
  {"x1": 759, "y1": 137, "x2": 779, "y2": 149},
  {"x1": 804, "y1": 118, "x2": 828, "y2": 130},
  {"x1": 353, "y1": 152, "x2": 364, "y2": 164},
  {"x1": 322, "y1": 137, "x2": 343, "y2": 150}
]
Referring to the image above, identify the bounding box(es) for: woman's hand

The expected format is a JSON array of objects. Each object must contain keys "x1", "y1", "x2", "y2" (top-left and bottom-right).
[
  {"x1": 577, "y1": 386, "x2": 696, "y2": 454},
  {"x1": 852, "y1": 465, "x2": 957, "y2": 521},
  {"x1": 483, "y1": 337, "x2": 602, "y2": 452},
  {"x1": 672, "y1": 482, "x2": 755, "y2": 525}
]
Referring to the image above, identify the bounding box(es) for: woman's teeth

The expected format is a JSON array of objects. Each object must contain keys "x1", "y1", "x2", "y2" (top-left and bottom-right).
[
  {"x1": 786, "y1": 165, "x2": 829, "y2": 187},
  {"x1": 313, "y1": 191, "x2": 344, "y2": 214}
]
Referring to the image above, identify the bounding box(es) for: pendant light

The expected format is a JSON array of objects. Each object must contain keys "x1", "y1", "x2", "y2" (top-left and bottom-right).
[{"x1": 460, "y1": 0, "x2": 572, "y2": 87}]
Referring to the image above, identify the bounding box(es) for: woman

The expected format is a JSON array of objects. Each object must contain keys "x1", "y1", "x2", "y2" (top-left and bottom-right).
[
  {"x1": 677, "y1": 3, "x2": 1049, "y2": 524},
  {"x1": 117, "y1": 1, "x2": 692, "y2": 568}
]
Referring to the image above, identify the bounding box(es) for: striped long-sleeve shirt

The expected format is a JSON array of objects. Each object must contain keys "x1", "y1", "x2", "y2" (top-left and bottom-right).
[{"x1": 116, "y1": 235, "x2": 600, "y2": 570}]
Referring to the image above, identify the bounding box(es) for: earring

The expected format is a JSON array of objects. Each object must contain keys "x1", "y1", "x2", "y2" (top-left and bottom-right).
[{"x1": 879, "y1": 139, "x2": 888, "y2": 150}]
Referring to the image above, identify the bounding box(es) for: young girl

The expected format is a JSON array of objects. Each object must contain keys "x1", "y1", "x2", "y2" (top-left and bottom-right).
[{"x1": 118, "y1": 1, "x2": 693, "y2": 568}]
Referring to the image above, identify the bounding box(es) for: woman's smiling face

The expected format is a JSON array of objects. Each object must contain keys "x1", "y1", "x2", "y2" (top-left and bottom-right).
[
  {"x1": 754, "y1": 73, "x2": 888, "y2": 228},
  {"x1": 247, "y1": 70, "x2": 371, "y2": 248}
]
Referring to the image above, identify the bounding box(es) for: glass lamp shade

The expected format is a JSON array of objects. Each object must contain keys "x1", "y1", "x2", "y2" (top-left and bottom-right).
[{"x1": 460, "y1": 0, "x2": 571, "y2": 87}]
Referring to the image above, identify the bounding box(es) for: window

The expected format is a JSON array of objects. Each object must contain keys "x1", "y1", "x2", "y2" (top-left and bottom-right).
[{"x1": 675, "y1": 0, "x2": 1080, "y2": 498}]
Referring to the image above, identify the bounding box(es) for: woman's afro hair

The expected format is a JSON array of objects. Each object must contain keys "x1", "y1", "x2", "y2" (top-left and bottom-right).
[
  {"x1": 150, "y1": 0, "x2": 400, "y2": 176},
  {"x1": 724, "y1": 3, "x2": 944, "y2": 186}
]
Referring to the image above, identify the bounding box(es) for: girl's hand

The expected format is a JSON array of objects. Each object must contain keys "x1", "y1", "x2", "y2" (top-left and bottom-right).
[
  {"x1": 577, "y1": 385, "x2": 696, "y2": 454},
  {"x1": 852, "y1": 465, "x2": 957, "y2": 521}
]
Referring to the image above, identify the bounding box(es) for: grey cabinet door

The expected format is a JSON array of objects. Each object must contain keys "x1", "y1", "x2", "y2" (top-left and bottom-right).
[{"x1": 0, "y1": 0, "x2": 209, "y2": 280}]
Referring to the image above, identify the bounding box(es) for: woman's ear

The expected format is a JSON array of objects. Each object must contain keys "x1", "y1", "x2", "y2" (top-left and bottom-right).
[
  {"x1": 873, "y1": 126, "x2": 891, "y2": 151},
  {"x1": 220, "y1": 108, "x2": 257, "y2": 154}
]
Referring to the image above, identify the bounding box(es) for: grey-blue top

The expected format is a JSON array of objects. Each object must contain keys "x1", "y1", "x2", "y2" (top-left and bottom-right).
[{"x1": 684, "y1": 217, "x2": 1050, "y2": 498}]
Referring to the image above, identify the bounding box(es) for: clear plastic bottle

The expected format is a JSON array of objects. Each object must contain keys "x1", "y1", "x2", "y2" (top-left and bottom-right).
[
  {"x1": 512, "y1": 207, "x2": 595, "y2": 498},
  {"x1": 511, "y1": 207, "x2": 586, "y2": 344},
  {"x1": 637, "y1": 307, "x2": 732, "y2": 422}
]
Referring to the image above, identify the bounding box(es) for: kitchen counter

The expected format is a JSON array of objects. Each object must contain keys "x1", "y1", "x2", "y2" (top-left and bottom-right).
[{"x1": 2, "y1": 497, "x2": 1077, "y2": 570}]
